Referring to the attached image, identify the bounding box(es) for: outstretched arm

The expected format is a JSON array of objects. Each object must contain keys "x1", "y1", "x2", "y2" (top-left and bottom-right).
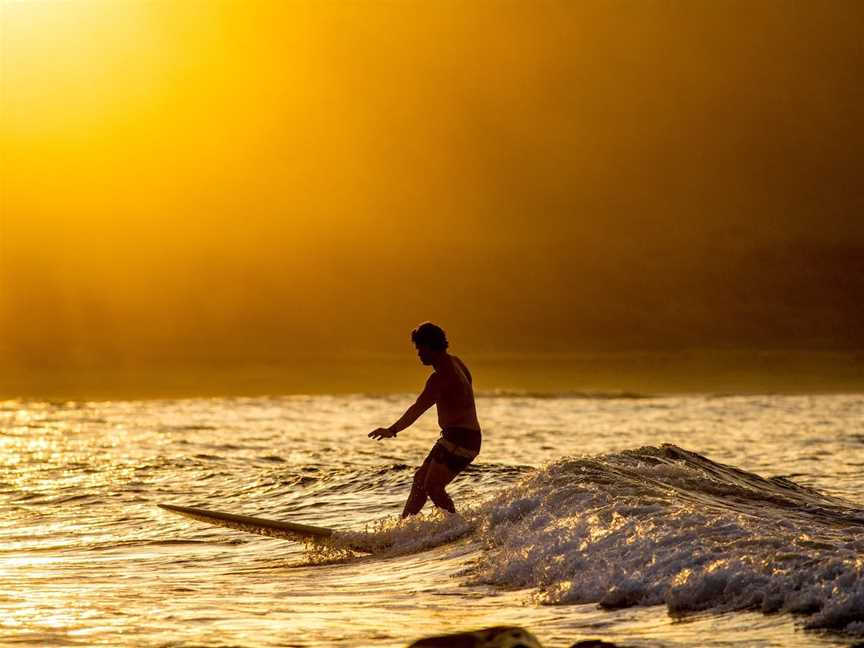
[{"x1": 369, "y1": 375, "x2": 439, "y2": 440}]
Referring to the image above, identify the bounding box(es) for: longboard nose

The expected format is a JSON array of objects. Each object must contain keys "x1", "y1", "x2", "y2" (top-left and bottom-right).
[{"x1": 158, "y1": 502, "x2": 335, "y2": 540}]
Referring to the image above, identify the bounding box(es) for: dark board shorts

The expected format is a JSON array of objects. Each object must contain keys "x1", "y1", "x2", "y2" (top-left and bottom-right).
[{"x1": 422, "y1": 427, "x2": 482, "y2": 474}]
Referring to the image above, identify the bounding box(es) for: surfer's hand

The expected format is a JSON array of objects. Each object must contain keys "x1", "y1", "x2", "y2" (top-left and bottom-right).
[{"x1": 368, "y1": 427, "x2": 397, "y2": 440}]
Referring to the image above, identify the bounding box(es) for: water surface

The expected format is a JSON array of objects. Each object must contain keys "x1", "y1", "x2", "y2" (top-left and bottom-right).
[{"x1": 2, "y1": 394, "x2": 863, "y2": 646}]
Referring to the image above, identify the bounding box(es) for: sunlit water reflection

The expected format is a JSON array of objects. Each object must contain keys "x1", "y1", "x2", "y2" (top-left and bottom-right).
[{"x1": 2, "y1": 394, "x2": 862, "y2": 646}]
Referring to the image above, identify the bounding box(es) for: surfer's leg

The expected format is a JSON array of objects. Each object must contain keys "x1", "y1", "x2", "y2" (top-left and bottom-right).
[
  {"x1": 423, "y1": 460, "x2": 458, "y2": 514},
  {"x1": 401, "y1": 462, "x2": 430, "y2": 518}
]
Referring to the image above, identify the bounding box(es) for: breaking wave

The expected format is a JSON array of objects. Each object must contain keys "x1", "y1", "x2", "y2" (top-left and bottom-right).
[{"x1": 463, "y1": 444, "x2": 864, "y2": 634}]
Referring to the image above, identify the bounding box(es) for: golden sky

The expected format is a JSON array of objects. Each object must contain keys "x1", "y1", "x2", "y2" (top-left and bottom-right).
[{"x1": 2, "y1": 0, "x2": 863, "y2": 372}]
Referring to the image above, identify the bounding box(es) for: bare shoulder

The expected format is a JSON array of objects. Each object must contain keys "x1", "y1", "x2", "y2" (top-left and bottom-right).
[
  {"x1": 425, "y1": 372, "x2": 442, "y2": 391},
  {"x1": 416, "y1": 372, "x2": 441, "y2": 407},
  {"x1": 451, "y1": 355, "x2": 473, "y2": 384}
]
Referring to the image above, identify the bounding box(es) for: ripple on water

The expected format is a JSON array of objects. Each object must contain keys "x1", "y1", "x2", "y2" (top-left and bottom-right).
[{"x1": 1, "y1": 394, "x2": 862, "y2": 648}]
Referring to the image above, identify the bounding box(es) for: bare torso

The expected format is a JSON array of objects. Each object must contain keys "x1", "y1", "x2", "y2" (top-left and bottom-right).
[{"x1": 434, "y1": 354, "x2": 481, "y2": 431}]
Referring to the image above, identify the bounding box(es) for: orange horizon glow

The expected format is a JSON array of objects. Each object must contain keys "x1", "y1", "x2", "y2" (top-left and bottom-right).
[{"x1": 2, "y1": 0, "x2": 863, "y2": 381}]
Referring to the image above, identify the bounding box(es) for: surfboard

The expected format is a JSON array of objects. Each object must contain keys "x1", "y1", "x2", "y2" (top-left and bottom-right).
[{"x1": 158, "y1": 503, "x2": 334, "y2": 542}]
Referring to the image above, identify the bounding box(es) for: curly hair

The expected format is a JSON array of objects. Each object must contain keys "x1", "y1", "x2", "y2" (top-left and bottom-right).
[{"x1": 410, "y1": 322, "x2": 449, "y2": 351}]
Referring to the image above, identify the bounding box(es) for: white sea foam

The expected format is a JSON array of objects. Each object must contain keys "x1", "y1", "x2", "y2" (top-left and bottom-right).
[
  {"x1": 332, "y1": 508, "x2": 475, "y2": 556},
  {"x1": 465, "y1": 444, "x2": 864, "y2": 634}
]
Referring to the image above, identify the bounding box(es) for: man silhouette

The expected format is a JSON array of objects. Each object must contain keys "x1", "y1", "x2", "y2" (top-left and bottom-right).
[{"x1": 369, "y1": 322, "x2": 482, "y2": 517}]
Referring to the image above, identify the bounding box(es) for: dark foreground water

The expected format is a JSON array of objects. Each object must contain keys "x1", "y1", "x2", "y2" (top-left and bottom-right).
[{"x1": 2, "y1": 393, "x2": 863, "y2": 647}]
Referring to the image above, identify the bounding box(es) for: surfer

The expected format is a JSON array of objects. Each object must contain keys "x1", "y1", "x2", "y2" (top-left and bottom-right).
[{"x1": 369, "y1": 322, "x2": 481, "y2": 517}]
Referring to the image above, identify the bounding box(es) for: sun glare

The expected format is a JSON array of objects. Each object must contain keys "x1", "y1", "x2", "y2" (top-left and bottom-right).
[{"x1": 1, "y1": 1, "x2": 167, "y2": 139}]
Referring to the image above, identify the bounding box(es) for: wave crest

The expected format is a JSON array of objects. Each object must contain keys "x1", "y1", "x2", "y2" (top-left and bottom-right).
[{"x1": 468, "y1": 444, "x2": 864, "y2": 634}]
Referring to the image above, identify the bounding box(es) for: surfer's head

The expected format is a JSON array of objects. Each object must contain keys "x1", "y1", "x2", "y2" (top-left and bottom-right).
[{"x1": 411, "y1": 322, "x2": 448, "y2": 365}]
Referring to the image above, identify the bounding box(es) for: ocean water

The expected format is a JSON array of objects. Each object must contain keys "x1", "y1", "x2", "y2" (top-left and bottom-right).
[{"x1": 2, "y1": 393, "x2": 863, "y2": 647}]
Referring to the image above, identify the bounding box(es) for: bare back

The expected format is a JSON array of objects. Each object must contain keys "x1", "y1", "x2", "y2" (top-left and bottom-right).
[{"x1": 433, "y1": 354, "x2": 480, "y2": 431}]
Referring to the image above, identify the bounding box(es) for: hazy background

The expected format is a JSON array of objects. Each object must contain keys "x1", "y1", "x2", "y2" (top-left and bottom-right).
[{"x1": 2, "y1": 1, "x2": 862, "y2": 398}]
